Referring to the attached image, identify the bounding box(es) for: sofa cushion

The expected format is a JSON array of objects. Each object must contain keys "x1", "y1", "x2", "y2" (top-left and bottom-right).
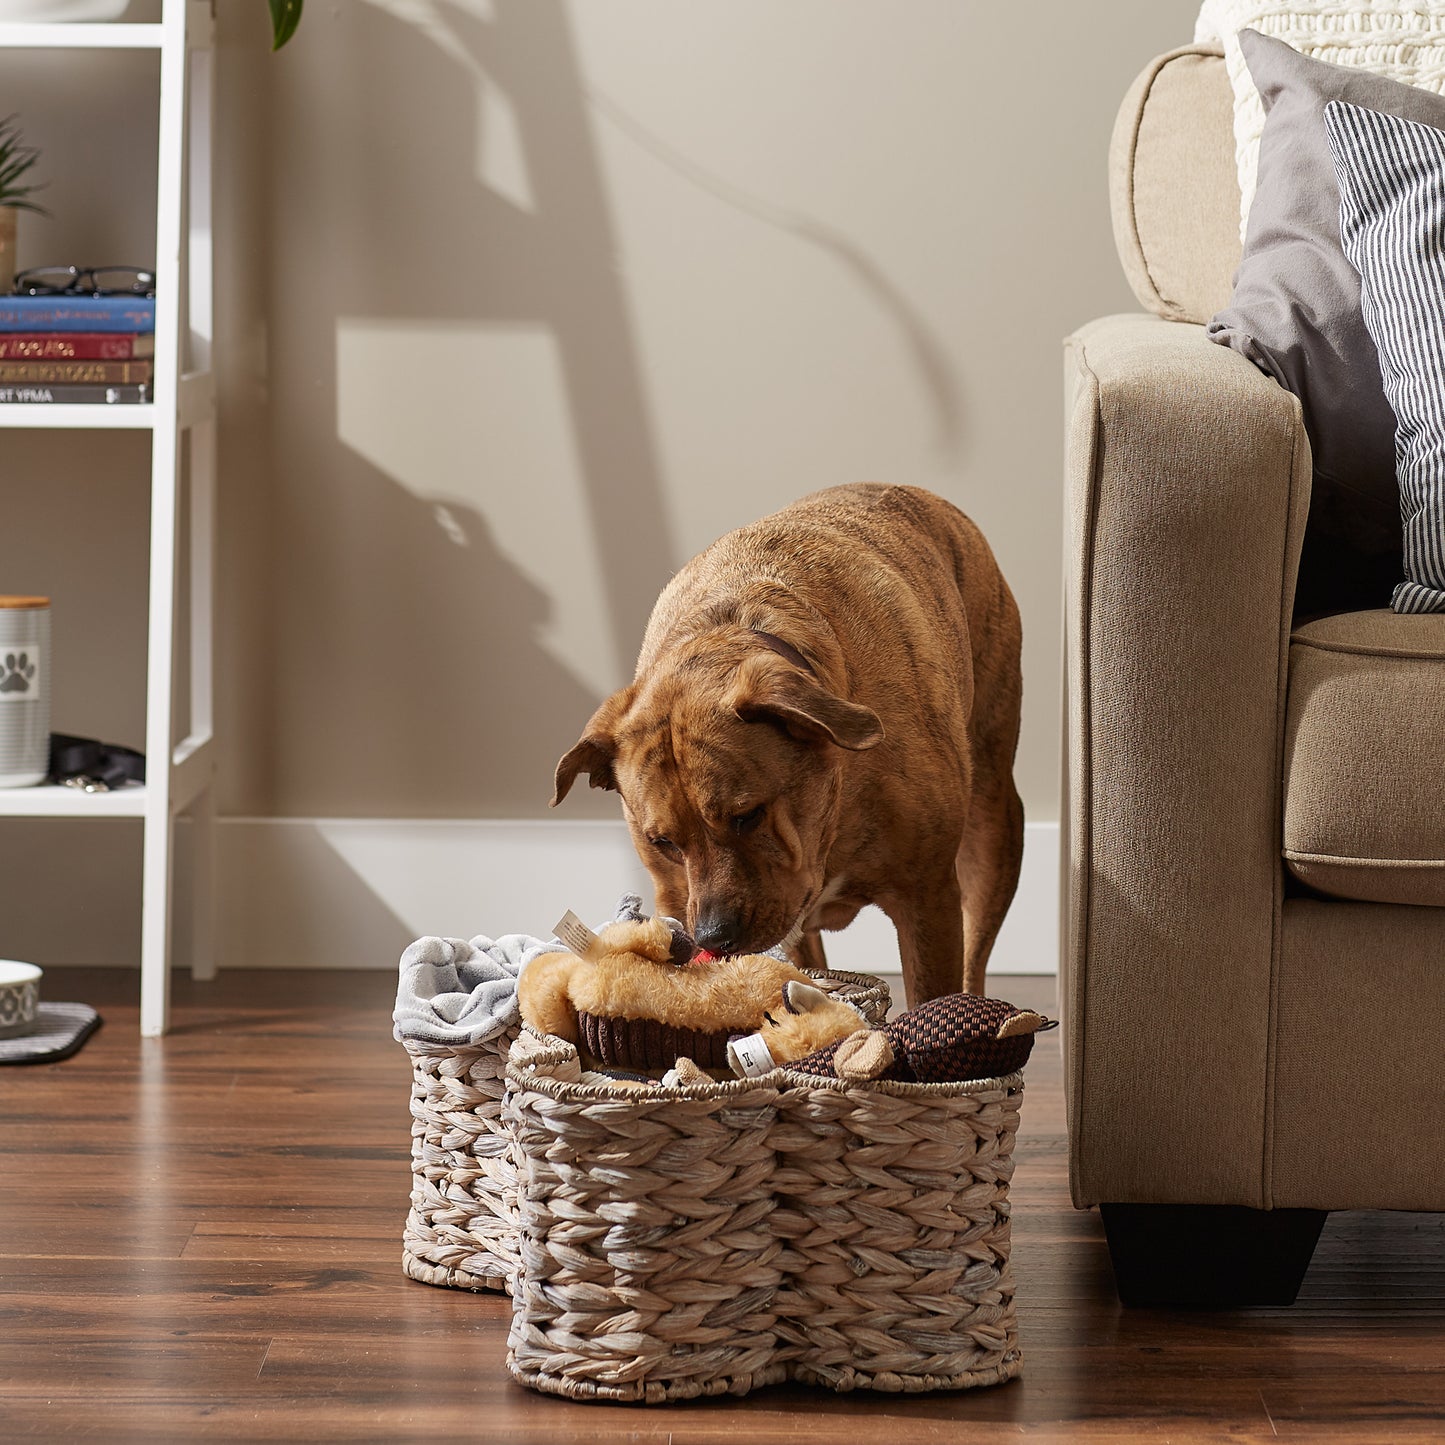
[
  {"x1": 1109, "y1": 46, "x2": 1240, "y2": 324},
  {"x1": 1284, "y1": 610, "x2": 1445, "y2": 905}
]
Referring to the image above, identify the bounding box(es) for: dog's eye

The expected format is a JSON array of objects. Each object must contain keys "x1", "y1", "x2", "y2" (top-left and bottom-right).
[
  {"x1": 650, "y1": 836, "x2": 682, "y2": 861},
  {"x1": 731, "y1": 805, "x2": 765, "y2": 836}
]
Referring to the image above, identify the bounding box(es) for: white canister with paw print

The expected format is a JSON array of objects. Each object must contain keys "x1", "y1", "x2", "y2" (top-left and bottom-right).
[{"x1": 0, "y1": 596, "x2": 49, "y2": 787}]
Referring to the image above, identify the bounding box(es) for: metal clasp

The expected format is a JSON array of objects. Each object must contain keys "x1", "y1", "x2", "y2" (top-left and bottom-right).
[{"x1": 61, "y1": 775, "x2": 110, "y2": 794}]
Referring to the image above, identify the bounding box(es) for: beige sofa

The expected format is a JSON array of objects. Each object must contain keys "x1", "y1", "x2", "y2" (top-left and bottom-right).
[{"x1": 1063, "y1": 47, "x2": 1445, "y2": 1305}]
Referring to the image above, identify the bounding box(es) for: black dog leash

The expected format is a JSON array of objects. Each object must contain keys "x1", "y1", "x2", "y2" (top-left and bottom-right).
[{"x1": 48, "y1": 733, "x2": 146, "y2": 792}]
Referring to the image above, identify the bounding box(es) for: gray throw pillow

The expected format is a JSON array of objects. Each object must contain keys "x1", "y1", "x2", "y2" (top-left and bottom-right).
[
  {"x1": 1325, "y1": 101, "x2": 1445, "y2": 614},
  {"x1": 1207, "y1": 30, "x2": 1445, "y2": 611}
]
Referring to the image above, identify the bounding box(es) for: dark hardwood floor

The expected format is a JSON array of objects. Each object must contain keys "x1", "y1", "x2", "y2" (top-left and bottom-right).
[{"x1": 2, "y1": 968, "x2": 1443, "y2": 1442}]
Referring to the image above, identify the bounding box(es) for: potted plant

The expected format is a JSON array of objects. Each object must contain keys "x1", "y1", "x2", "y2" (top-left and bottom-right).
[{"x1": 0, "y1": 115, "x2": 47, "y2": 294}]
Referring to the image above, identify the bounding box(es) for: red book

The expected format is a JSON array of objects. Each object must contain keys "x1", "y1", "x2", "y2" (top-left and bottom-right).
[{"x1": 0, "y1": 332, "x2": 154, "y2": 360}]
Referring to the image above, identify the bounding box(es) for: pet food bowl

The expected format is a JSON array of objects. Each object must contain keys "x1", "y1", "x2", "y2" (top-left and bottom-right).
[{"x1": 0, "y1": 961, "x2": 41, "y2": 1039}]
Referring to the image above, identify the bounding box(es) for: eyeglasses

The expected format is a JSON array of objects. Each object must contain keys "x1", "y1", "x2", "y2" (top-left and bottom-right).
[{"x1": 12, "y1": 265, "x2": 156, "y2": 298}]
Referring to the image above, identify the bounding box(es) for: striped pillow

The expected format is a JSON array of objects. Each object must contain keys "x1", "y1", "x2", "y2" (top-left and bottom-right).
[{"x1": 1325, "y1": 101, "x2": 1445, "y2": 615}]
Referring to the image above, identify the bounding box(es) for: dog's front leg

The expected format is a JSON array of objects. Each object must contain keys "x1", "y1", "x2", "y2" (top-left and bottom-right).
[{"x1": 882, "y1": 869, "x2": 966, "y2": 1008}]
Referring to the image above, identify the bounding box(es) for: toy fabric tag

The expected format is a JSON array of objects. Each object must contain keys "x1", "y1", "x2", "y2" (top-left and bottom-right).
[
  {"x1": 553, "y1": 910, "x2": 598, "y2": 957},
  {"x1": 728, "y1": 1032, "x2": 776, "y2": 1077}
]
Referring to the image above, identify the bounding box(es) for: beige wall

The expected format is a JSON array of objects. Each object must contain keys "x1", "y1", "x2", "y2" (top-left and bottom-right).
[
  {"x1": 1, "y1": 1, "x2": 1201, "y2": 907},
  {"x1": 237, "y1": 0, "x2": 1204, "y2": 823}
]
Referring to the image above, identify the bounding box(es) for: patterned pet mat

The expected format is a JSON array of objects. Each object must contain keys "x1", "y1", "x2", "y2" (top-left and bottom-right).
[{"x1": 0, "y1": 1003, "x2": 101, "y2": 1064}]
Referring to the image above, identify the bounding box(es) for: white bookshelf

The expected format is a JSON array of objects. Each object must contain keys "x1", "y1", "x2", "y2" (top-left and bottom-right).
[
  {"x1": 0, "y1": 780, "x2": 147, "y2": 816},
  {"x1": 0, "y1": 22, "x2": 164, "y2": 48},
  {"x1": 0, "y1": 401, "x2": 156, "y2": 426},
  {"x1": 0, "y1": 0, "x2": 217, "y2": 1035}
]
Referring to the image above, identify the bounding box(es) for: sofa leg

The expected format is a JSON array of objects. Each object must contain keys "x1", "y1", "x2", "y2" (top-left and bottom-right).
[{"x1": 1100, "y1": 1203, "x2": 1327, "y2": 1307}]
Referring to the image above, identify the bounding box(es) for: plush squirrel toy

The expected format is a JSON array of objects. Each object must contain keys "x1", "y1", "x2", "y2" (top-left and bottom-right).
[{"x1": 517, "y1": 913, "x2": 867, "y2": 1074}]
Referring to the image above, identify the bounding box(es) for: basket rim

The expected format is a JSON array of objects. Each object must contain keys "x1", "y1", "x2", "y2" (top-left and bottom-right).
[
  {"x1": 506, "y1": 1028, "x2": 1024, "y2": 1104},
  {"x1": 803, "y1": 965, "x2": 890, "y2": 989}
]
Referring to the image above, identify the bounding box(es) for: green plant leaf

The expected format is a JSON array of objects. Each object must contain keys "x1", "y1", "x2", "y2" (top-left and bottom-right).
[
  {"x1": 269, "y1": 0, "x2": 303, "y2": 51},
  {"x1": 0, "y1": 154, "x2": 38, "y2": 184},
  {"x1": 0, "y1": 113, "x2": 48, "y2": 216}
]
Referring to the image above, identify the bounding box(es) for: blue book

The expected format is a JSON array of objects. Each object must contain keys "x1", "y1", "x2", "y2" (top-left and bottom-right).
[{"x1": 0, "y1": 295, "x2": 155, "y2": 334}]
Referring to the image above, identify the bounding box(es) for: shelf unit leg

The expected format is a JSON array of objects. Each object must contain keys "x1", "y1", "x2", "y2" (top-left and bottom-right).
[
  {"x1": 141, "y1": 0, "x2": 191, "y2": 1037},
  {"x1": 181, "y1": 15, "x2": 217, "y2": 989},
  {"x1": 186, "y1": 412, "x2": 217, "y2": 985},
  {"x1": 189, "y1": 783, "x2": 216, "y2": 981},
  {"x1": 142, "y1": 410, "x2": 180, "y2": 1036},
  {"x1": 140, "y1": 806, "x2": 175, "y2": 1037}
]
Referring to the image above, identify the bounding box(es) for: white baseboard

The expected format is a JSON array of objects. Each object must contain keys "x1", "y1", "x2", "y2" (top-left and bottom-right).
[{"x1": 4, "y1": 816, "x2": 1059, "y2": 977}]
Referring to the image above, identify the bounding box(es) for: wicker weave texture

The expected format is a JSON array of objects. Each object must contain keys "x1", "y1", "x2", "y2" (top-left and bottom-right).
[
  {"x1": 805, "y1": 966, "x2": 891, "y2": 1032},
  {"x1": 504, "y1": 1031, "x2": 1023, "y2": 1402},
  {"x1": 402, "y1": 1029, "x2": 521, "y2": 1292},
  {"x1": 401, "y1": 967, "x2": 890, "y2": 1295}
]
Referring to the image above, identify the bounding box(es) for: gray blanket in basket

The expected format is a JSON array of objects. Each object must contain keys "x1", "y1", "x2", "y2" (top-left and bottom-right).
[
  {"x1": 392, "y1": 931, "x2": 552, "y2": 1047},
  {"x1": 392, "y1": 894, "x2": 652, "y2": 1047}
]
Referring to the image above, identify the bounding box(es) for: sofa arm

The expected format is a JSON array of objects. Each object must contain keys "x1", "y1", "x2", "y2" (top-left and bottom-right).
[{"x1": 1063, "y1": 313, "x2": 1312, "y2": 1209}]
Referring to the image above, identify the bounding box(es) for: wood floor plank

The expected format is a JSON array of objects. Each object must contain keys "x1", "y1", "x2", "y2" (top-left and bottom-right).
[
  {"x1": 1, "y1": 966, "x2": 1440, "y2": 1443},
  {"x1": 0, "y1": 1335, "x2": 273, "y2": 1396},
  {"x1": 179, "y1": 1234, "x2": 402, "y2": 1263}
]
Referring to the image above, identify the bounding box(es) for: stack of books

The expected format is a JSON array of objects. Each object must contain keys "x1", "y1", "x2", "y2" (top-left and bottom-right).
[{"x1": 0, "y1": 293, "x2": 156, "y2": 405}]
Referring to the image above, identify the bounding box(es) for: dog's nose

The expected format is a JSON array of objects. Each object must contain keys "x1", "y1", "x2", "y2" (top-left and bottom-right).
[{"x1": 693, "y1": 916, "x2": 742, "y2": 957}]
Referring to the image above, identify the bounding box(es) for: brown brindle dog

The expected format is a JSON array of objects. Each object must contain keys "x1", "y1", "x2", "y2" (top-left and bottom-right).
[{"x1": 552, "y1": 483, "x2": 1023, "y2": 1004}]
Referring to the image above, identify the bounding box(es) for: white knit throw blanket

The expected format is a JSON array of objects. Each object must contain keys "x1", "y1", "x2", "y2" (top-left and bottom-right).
[{"x1": 1195, "y1": 2, "x2": 1445, "y2": 237}]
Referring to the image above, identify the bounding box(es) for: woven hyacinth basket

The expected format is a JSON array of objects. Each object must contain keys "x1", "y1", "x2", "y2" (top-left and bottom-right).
[
  {"x1": 402, "y1": 1027, "x2": 523, "y2": 1292},
  {"x1": 401, "y1": 966, "x2": 891, "y2": 1294},
  {"x1": 504, "y1": 1029, "x2": 1023, "y2": 1402}
]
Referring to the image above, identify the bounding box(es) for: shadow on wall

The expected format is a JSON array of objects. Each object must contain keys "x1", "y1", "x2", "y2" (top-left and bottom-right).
[
  {"x1": 264, "y1": 0, "x2": 676, "y2": 817},
  {"x1": 586, "y1": 85, "x2": 965, "y2": 462}
]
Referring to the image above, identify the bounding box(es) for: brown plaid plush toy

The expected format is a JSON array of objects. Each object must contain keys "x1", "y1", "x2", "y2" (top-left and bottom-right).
[{"x1": 787, "y1": 992, "x2": 1056, "y2": 1084}]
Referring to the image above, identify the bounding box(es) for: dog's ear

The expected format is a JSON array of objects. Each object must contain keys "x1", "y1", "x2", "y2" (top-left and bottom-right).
[
  {"x1": 552, "y1": 737, "x2": 616, "y2": 805},
  {"x1": 552, "y1": 689, "x2": 634, "y2": 805},
  {"x1": 730, "y1": 656, "x2": 883, "y2": 751}
]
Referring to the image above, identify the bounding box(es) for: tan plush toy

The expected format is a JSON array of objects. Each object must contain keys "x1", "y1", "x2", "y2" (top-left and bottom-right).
[{"x1": 517, "y1": 915, "x2": 865, "y2": 1074}]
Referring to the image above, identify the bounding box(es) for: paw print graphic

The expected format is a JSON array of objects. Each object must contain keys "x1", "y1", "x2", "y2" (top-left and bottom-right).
[{"x1": 0, "y1": 652, "x2": 36, "y2": 694}]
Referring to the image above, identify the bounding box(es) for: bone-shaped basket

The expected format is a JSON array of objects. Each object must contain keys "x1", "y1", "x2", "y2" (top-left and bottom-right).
[{"x1": 504, "y1": 1028, "x2": 1024, "y2": 1402}]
